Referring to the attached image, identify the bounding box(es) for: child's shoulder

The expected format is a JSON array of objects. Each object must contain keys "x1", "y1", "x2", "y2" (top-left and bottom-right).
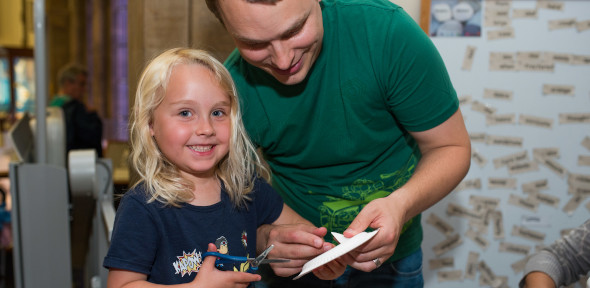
[
  {"x1": 247, "y1": 177, "x2": 283, "y2": 206},
  {"x1": 250, "y1": 176, "x2": 274, "y2": 195},
  {"x1": 119, "y1": 183, "x2": 152, "y2": 204}
]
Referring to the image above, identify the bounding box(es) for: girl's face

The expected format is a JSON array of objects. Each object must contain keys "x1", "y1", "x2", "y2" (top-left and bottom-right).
[{"x1": 150, "y1": 64, "x2": 231, "y2": 181}]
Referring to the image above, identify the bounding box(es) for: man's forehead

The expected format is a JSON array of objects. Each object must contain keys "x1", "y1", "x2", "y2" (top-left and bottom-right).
[{"x1": 221, "y1": 0, "x2": 311, "y2": 42}]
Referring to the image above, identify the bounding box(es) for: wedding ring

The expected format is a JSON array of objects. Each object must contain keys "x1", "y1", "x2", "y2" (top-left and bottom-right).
[{"x1": 373, "y1": 258, "x2": 382, "y2": 268}]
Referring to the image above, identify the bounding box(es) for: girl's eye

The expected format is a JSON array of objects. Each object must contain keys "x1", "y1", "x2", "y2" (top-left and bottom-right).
[
  {"x1": 212, "y1": 110, "x2": 225, "y2": 117},
  {"x1": 179, "y1": 110, "x2": 192, "y2": 117}
]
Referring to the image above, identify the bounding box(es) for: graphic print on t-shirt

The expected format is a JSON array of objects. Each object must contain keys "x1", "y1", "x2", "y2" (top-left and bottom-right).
[
  {"x1": 215, "y1": 236, "x2": 229, "y2": 255},
  {"x1": 172, "y1": 233, "x2": 253, "y2": 277},
  {"x1": 172, "y1": 249, "x2": 203, "y2": 277},
  {"x1": 316, "y1": 156, "x2": 416, "y2": 238},
  {"x1": 241, "y1": 231, "x2": 247, "y2": 248}
]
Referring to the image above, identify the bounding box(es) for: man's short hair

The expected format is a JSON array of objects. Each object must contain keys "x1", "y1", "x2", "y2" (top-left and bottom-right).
[
  {"x1": 57, "y1": 63, "x2": 87, "y2": 87},
  {"x1": 206, "y1": 0, "x2": 280, "y2": 25}
]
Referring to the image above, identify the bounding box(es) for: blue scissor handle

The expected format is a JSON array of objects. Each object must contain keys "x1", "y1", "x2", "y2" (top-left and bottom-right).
[
  {"x1": 202, "y1": 251, "x2": 259, "y2": 272},
  {"x1": 202, "y1": 251, "x2": 248, "y2": 264}
]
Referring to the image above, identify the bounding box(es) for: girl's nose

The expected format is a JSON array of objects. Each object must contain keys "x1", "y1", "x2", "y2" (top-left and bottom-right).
[{"x1": 195, "y1": 118, "x2": 214, "y2": 136}]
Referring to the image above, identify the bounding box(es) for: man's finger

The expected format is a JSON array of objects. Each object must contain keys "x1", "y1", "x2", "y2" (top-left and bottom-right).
[
  {"x1": 269, "y1": 225, "x2": 326, "y2": 248},
  {"x1": 343, "y1": 207, "x2": 374, "y2": 238},
  {"x1": 348, "y1": 259, "x2": 380, "y2": 272},
  {"x1": 270, "y1": 243, "x2": 325, "y2": 259}
]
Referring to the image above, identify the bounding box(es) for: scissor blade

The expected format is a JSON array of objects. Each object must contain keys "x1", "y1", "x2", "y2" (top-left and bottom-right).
[
  {"x1": 256, "y1": 244, "x2": 275, "y2": 260},
  {"x1": 252, "y1": 244, "x2": 275, "y2": 267},
  {"x1": 258, "y1": 259, "x2": 290, "y2": 264}
]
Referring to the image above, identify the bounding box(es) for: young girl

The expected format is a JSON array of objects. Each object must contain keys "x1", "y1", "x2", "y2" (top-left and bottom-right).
[{"x1": 103, "y1": 48, "x2": 344, "y2": 287}]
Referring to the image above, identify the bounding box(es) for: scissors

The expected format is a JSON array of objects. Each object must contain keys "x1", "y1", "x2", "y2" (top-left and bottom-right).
[{"x1": 203, "y1": 244, "x2": 290, "y2": 272}]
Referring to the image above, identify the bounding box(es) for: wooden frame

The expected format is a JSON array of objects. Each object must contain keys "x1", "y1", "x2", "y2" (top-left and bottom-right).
[
  {"x1": 419, "y1": 0, "x2": 431, "y2": 34},
  {"x1": 0, "y1": 47, "x2": 34, "y2": 129}
]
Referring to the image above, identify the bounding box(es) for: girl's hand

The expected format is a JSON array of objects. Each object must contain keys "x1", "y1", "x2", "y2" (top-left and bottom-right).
[{"x1": 193, "y1": 243, "x2": 261, "y2": 288}]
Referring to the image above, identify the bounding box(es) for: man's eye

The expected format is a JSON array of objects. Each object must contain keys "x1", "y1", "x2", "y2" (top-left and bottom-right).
[
  {"x1": 242, "y1": 41, "x2": 266, "y2": 50},
  {"x1": 251, "y1": 43, "x2": 266, "y2": 49},
  {"x1": 283, "y1": 27, "x2": 301, "y2": 40}
]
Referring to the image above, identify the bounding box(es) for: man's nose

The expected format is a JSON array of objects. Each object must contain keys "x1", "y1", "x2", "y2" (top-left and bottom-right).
[{"x1": 271, "y1": 41, "x2": 294, "y2": 70}]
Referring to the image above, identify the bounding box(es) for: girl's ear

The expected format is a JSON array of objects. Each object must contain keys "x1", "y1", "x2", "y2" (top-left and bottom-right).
[{"x1": 149, "y1": 122, "x2": 155, "y2": 137}]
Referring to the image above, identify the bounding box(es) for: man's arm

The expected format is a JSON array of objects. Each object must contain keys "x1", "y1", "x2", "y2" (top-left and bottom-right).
[{"x1": 343, "y1": 109, "x2": 471, "y2": 270}]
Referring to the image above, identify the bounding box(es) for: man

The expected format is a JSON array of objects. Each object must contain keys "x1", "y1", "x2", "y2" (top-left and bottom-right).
[
  {"x1": 50, "y1": 63, "x2": 103, "y2": 158},
  {"x1": 206, "y1": 0, "x2": 471, "y2": 287},
  {"x1": 50, "y1": 63, "x2": 104, "y2": 287}
]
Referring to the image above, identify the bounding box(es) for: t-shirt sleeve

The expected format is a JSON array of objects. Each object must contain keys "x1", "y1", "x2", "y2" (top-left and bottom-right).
[
  {"x1": 381, "y1": 8, "x2": 459, "y2": 132},
  {"x1": 252, "y1": 178, "x2": 284, "y2": 227},
  {"x1": 103, "y1": 192, "x2": 159, "y2": 275}
]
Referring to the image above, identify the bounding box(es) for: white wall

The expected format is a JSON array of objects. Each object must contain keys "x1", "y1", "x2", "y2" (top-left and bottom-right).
[
  {"x1": 391, "y1": 0, "x2": 421, "y2": 23},
  {"x1": 422, "y1": 1, "x2": 590, "y2": 287}
]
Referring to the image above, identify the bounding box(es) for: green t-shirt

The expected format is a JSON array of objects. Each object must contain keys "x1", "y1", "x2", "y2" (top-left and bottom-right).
[
  {"x1": 225, "y1": 0, "x2": 458, "y2": 262},
  {"x1": 49, "y1": 94, "x2": 72, "y2": 107}
]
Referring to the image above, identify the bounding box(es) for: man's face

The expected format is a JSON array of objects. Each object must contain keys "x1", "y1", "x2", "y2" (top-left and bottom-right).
[
  {"x1": 66, "y1": 74, "x2": 87, "y2": 100},
  {"x1": 218, "y1": 0, "x2": 324, "y2": 85}
]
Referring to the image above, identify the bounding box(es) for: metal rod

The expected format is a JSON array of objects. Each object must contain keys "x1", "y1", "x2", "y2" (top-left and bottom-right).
[{"x1": 33, "y1": 0, "x2": 47, "y2": 164}]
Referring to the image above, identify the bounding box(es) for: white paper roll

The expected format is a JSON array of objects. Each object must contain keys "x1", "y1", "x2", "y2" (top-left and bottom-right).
[{"x1": 68, "y1": 149, "x2": 97, "y2": 197}]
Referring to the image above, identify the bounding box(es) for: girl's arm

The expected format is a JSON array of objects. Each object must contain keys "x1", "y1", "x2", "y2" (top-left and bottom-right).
[{"x1": 107, "y1": 244, "x2": 260, "y2": 288}]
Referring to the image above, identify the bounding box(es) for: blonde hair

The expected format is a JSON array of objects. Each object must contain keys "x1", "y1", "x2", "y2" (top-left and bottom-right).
[{"x1": 129, "y1": 48, "x2": 269, "y2": 207}]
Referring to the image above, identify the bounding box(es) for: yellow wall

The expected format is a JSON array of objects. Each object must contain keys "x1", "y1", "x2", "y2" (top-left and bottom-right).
[
  {"x1": 0, "y1": 1, "x2": 24, "y2": 47},
  {"x1": 0, "y1": 0, "x2": 34, "y2": 48}
]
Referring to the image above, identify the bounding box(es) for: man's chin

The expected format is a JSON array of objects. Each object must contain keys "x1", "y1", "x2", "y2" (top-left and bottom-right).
[{"x1": 270, "y1": 71, "x2": 307, "y2": 86}]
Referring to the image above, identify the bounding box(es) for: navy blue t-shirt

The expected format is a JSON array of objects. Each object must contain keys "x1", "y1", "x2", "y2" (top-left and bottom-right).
[{"x1": 103, "y1": 178, "x2": 283, "y2": 284}]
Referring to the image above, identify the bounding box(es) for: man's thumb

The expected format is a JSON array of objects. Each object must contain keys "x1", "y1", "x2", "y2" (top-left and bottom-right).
[{"x1": 343, "y1": 210, "x2": 371, "y2": 238}]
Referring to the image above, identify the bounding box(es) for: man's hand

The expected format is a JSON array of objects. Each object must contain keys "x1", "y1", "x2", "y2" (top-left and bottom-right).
[
  {"x1": 312, "y1": 253, "x2": 351, "y2": 280},
  {"x1": 341, "y1": 196, "x2": 405, "y2": 272},
  {"x1": 342, "y1": 110, "x2": 472, "y2": 272},
  {"x1": 257, "y1": 224, "x2": 328, "y2": 276}
]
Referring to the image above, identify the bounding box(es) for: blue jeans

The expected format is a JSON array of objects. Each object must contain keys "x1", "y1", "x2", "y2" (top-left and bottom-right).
[{"x1": 255, "y1": 248, "x2": 424, "y2": 288}]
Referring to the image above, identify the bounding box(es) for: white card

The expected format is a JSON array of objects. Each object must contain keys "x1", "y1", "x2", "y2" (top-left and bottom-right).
[{"x1": 292, "y1": 229, "x2": 379, "y2": 280}]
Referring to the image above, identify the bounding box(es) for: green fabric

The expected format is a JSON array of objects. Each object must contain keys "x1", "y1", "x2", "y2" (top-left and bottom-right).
[
  {"x1": 225, "y1": 0, "x2": 457, "y2": 262},
  {"x1": 49, "y1": 94, "x2": 71, "y2": 107}
]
